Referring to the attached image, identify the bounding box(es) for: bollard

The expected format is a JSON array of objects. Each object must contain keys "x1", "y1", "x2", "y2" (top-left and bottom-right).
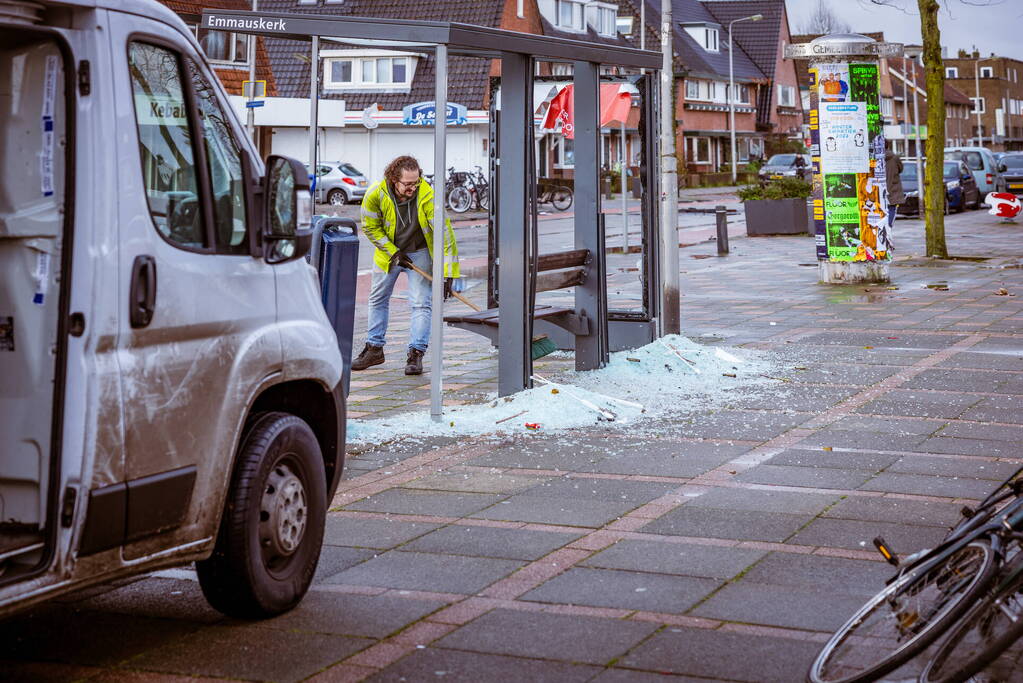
[
  {"x1": 715, "y1": 205, "x2": 729, "y2": 255},
  {"x1": 785, "y1": 35, "x2": 904, "y2": 284}
]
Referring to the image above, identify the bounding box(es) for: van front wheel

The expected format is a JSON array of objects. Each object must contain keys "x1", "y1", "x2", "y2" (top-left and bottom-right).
[{"x1": 196, "y1": 412, "x2": 326, "y2": 619}]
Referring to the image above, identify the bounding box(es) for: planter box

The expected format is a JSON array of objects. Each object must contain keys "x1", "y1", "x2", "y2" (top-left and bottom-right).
[{"x1": 744, "y1": 198, "x2": 810, "y2": 236}]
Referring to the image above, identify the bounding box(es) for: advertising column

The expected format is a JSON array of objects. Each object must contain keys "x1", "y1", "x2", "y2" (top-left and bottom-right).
[{"x1": 786, "y1": 35, "x2": 903, "y2": 284}]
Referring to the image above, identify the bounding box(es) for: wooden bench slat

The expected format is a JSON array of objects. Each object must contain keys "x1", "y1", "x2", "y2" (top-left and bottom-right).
[
  {"x1": 444, "y1": 304, "x2": 572, "y2": 327},
  {"x1": 536, "y1": 249, "x2": 588, "y2": 272}
]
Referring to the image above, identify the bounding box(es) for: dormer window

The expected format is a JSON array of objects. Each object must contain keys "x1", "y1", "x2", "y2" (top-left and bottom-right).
[
  {"x1": 597, "y1": 6, "x2": 616, "y2": 37},
  {"x1": 556, "y1": 0, "x2": 584, "y2": 31},
  {"x1": 682, "y1": 23, "x2": 721, "y2": 54}
]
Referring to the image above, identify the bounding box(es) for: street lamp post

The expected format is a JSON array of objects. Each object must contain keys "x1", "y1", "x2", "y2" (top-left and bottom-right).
[
  {"x1": 975, "y1": 56, "x2": 996, "y2": 147},
  {"x1": 728, "y1": 14, "x2": 762, "y2": 185},
  {"x1": 906, "y1": 47, "x2": 923, "y2": 190}
]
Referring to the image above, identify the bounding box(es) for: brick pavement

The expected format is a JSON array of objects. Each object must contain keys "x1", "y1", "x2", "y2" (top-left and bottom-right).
[{"x1": 3, "y1": 206, "x2": 1022, "y2": 682}]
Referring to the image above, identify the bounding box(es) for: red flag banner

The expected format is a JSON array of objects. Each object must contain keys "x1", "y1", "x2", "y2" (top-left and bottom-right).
[
  {"x1": 541, "y1": 84, "x2": 632, "y2": 140},
  {"x1": 541, "y1": 84, "x2": 575, "y2": 139}
]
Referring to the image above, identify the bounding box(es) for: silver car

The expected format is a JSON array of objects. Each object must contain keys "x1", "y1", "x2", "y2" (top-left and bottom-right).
[{"x1": 313, "y1": 161, "x2": 369, "y2": 205}]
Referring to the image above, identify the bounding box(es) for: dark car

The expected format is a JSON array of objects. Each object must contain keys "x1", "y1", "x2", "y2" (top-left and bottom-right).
[
  {"x1": 757, "y1": 153, "x2": 812, "y2": 183},
  {"x1": 1001, "y1": 154, "x2": 1023, "y2": 196},
  {"x1": 898, "y1": 160, "x2": 981, "y2": 215}
]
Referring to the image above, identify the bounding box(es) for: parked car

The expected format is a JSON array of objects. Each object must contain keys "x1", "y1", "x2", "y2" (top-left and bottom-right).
[
  {"x1": 898, "y1": 160, "x2": 981, "y2": 215},
  {"x1": 1000, "y1": 153, "x2": 1023, "y2": 195},
  {"x1": 310, "y1": 162, "x2": 368, "y2": 205},
  {"x1": 1, "y1": 0, "x2": 348, "y2": 621},
  {"x1": 944, "y1": 146, "x2": 1007, "y2": 195},
  {"x1": 757, "y1": 153, "x2": 812, "y2": 183}
]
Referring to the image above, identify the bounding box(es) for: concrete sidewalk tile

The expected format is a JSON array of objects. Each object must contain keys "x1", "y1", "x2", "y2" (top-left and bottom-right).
[
  {"x1": 259, "y1": 592, "x2": 447, "y2": 639},
  {"x1": 685, "y1": 486, "x2": 840, "y2": 515},
  {"x1": 765, "y1": 448, "x2": 899, "y2": 471},
  {"x1": 401, "y1": 525, "x2": 583, "y2": 561},
  {"x1": 343, "y1": 489, "x2": 505, "y2": 517},
  {"x1": 641, "y1": 506, "x2": 814, "y2": 543},
  {"x1": 470, "y1": 496, "x2": 636, "y2": 528},
  {"x1": 915, "y1": 436, "x2": 1021, "y2": 457},
  {"x1": 427, "y1": 598, "x2": 502, "y2": 625},
  {"x1": 368, "y1": 648, "x2": 600, "y2": 682},
  {"x1": 821, "y1": 495, "x2": 963, "y2": 526},
  {"x1": 387, "y1": 621, "x2": 458, "y2": 646},
  {"x1": 790, "y1": 518, "x2": 949, "y2": 554},
  {"x1": 323, "y1": 516, "x2": 441, "y2": 549},
  {"x1": 520, "y1": 567, "x2": 718, "y2": 613},
  {"x1": 324, "y1": 551, "x2": 523, "y2": 594},
  {"x1": 344, "y1": 642, "x2": 416, "y2": 669},
  {"x1": 735, "y1": 464, "x2": 876, "y2": 490},
  {"x1": 884, "y1": 455, "x2": 1018, "y2": 480},
  {"x1": 619, "y1": 627, "x2": 820, "y2": 682},
  {"x1": 306, "y1": 663, "x2": 377, "y2": 683},
  {"x1": 434, "y1": 608, "x2": 658, "y2": 665},
  {"x1": 401, "y1": 471, "x2": 549, "y2": 494},
  {"x1": 690, "y1": 582, "x2": 867, "y2": 632},
  {"x1": 128, "y1": 626, "x2": 371, "y2": 683},
  {"x1": 581, "y1": 539, "x2": 766, "y2": 579},
  {"x1": 736, "y1": 552, "x2": 891, "y2": 596}
]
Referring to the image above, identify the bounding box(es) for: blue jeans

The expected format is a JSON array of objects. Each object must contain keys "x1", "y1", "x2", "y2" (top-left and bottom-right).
[{"x1": 366, "y1": 248, "x2": 432, "y2": 352}]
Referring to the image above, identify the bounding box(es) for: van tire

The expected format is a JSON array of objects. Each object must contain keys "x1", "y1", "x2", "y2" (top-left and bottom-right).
[{"x1": 196, "y1": 412, "x2": 326, "y2": 619}]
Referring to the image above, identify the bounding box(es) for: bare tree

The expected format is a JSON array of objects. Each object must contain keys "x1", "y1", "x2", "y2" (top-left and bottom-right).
[{"x1": 798, "y1": 0, "x2": 852, "y2": 35}]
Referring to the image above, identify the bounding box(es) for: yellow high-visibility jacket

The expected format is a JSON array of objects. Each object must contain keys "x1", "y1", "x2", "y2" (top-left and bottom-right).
[{"x1": 359, "y1": 179, "x2": 460, "y2": 278}]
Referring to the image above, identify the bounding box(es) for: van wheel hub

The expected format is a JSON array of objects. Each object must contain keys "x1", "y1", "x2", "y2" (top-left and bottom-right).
[{"x1": 261, "y1": 463, "x2": 307, "y2": 557}]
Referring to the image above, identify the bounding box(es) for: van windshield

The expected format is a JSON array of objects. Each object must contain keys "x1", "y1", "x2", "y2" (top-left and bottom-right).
[
  {"x1": 961, "y1": 151, "x2": 983, "y2": 170},
  {"x1": 767, "y1": 154, "x2": 797, "y2": 166}
]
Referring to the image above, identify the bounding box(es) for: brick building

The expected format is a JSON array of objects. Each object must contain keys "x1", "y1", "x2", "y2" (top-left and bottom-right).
[
  {"x1": 887, "y1": 56, "x2": 973, "y2": 156},
  {"x1": 943, "y1": 52, "x2": 1023, "y2": 152}
]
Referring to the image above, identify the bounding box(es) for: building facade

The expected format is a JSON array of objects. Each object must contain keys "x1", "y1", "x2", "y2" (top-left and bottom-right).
[{"x1": 943, "y1": 52, "x2": 1023, "y2": 152}]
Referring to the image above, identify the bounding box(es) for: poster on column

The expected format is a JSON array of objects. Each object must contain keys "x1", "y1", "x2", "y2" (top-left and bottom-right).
[{"x1": 819, "y1": 103, "x2": 869, "y2": 174}]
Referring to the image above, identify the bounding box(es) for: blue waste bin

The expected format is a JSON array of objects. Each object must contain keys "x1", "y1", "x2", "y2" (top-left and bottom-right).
[{"x1": 310, "y1": 216, "x2": 359, "y2": 396}]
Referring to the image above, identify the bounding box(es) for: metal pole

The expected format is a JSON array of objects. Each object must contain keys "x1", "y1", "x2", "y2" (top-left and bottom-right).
[
  {"x1": 430, "y1": 43, "x2": 447, "y2": 420},
  {"x1": 659, "y1": 0, "x2": 680, "y2": 335},
  {"x1": 640, "y1": 0, "x2": 645, "y2": 51},
  {"x1": 715, "y1": 205, "x2": 729, "y2": 255},
  {"x1": 901, "y1": 58, "x2": 908, "y2": 155},
  {"x1": 911, "y1": 57, "x2": 922, "y2": 185},
  {"x1": 246, "y1": 0, "x2": 257, "y2": 140},
  {"x1": 621, "y1": 120, "x2": 629, "y2": 251},
  {"x1": 976, "y1": 60, "x2": 984, "y2": 147},
  {"x1": 729, "y1": 21, "x2": 736, "y2": 185},
  {"x1": 308, "y1": 35, "x2": 319, "y2": 216}
]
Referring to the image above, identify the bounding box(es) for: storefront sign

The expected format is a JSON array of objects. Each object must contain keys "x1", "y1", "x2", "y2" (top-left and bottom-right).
[{"x1": 402, "y1": 101, "x2": 468, "y2": 126}]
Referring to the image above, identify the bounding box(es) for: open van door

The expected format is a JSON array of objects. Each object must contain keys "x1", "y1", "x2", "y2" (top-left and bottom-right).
[{"x1": 0, "y1": 29, "x2": 71, "y2": 584}]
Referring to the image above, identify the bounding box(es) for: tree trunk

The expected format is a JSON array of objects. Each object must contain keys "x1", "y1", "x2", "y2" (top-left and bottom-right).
[{"x1": 918, "y1": 0, "x2": 947, "y2": 258}]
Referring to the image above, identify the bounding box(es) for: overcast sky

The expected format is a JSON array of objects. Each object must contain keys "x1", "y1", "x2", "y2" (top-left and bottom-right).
[{"x1": 783, "y1": 0, "x2": 1020, "y2": 59}]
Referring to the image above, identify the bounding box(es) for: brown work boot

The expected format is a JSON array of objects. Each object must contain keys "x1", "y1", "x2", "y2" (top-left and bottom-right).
[
  {"x1": 351, "y1": 343, "x2": 384, "y2": 371},
  {"x1": 404, "y1": 348, "x2": 425, "y2": 376}
]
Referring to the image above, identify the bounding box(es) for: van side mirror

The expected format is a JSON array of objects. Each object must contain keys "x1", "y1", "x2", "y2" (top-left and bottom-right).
[
  {"x1": 264, "y1": 155, "x2": 314, "y2": 264},
  {"x1": 999, "y1": 163, "x2": 1008, "y2": 173}
]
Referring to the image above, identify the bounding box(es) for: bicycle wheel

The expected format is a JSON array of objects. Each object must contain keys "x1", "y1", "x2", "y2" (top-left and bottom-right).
[
  {"x1": 478, "y1": 185, "x2": 490, "y2": 211},
  {"x1": 920, "y1": 555, "x2": 1023, "y2": 683},
  {"x1": 808, "y1": 540, "x2": 999, "y2": 683},
  {"x1": 551, "y1": 186, "x2": 573, "y2": 211},
  {"x1": 448, "y1": 186, "x2": 472, "y2": 213}
]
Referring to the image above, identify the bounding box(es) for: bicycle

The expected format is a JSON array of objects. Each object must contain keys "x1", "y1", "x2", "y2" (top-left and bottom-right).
[
  {"x1": 807, "y1": 465, "x2": 1023, "y2": 683},
  {"x1": 536, "y1": 180, "x2": 573, "y2": 212},
  {"x1": 446, "y1": 166, "x2": 490, "y2": 214}
]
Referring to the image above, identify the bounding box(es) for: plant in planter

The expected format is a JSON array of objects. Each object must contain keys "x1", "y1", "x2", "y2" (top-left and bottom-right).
[{"x1": 739, "y1": 177, "x2": 812, "y2": 236}]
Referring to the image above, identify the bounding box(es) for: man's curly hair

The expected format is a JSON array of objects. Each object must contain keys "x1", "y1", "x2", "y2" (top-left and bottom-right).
[{"x1": 384, "y1": 155, "x2": 421, "y2": 186}]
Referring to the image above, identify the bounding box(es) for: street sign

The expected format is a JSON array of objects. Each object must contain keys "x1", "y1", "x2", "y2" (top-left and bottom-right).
[{"x1": 245, "y1": 100, "x2": 265, "y2": 108}]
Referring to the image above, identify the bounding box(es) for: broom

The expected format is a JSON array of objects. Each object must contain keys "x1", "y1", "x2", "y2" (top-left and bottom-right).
[{"x1": 406, "y1": 262, "x2": 558, "y2": 360}]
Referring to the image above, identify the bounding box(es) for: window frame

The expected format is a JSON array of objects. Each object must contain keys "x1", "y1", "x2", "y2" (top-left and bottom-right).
[
  {"x1": 971, "y1": 96, "x2": 986, "y2": 114},
  {"x1": 685, "y1": 79, "x2": 700, "y2": 100},
  {"x1": 322, "y1": 52, "x2": 415, "y2": 90},
  {"x1": 777, "y1": 84, "x2": 796, "y2": 108},
  {"x1": 555, "y1": 0, "x2": 585, "y2": 31},
  {"x1": 685, "y1": 136, "x2": 711, "y2": 164},
  {"x1": 980, "y1": 66, "x2": 994, "y2": 79},
  {"x1": 945, "y1": 67, "x2": 958, "y2": 79},
  {"x1": 704, "y1": 28, "x2": 719, "y2": 52},
  {"x1": 189, "y1": 25, "x2": 251, "y2": 66},
  {"x1": 127, "y1": 36, "x2": 255, "y2": 256}
]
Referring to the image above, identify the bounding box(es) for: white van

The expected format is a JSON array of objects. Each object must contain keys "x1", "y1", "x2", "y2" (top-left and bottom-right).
[{"x1": 1, "y1": 0, "x2": 347, "y2": 619}]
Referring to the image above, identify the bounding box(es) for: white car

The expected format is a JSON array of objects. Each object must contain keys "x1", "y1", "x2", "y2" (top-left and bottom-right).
[{"x1": 1, "y1": 0, "x2": 347, "y2": 620}]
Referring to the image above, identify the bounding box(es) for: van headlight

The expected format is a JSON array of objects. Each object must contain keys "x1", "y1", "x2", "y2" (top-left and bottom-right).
[{"x1": 946, "y1": 180, "x2": 959, "y2": 189}]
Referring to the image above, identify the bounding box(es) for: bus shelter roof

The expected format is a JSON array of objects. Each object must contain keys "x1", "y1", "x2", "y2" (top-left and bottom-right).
[{"x1": 199, "y1": 10, "x2": 662, "y2": 69}]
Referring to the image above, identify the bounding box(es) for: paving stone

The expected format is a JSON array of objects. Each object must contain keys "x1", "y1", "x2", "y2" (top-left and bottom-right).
[
  {"x1": 584, "y1": 452, "x2": 738, "y2": 477},
  {"x1": 402, "y1": 525, "x2": 583, "y2": 560},
  {"x1": 0, "y1": 605, "x2": 201, "y2": 667},
  {"x1": 469, "y1": 495, "x2": 636, "y2": 527},
  {"x1": 767, "y1": 448, "x2": 900, "y2": 471},
  {"x1": 939, "y1": 422, "x2": 1023, "y2": 443},
  {"x1": 520, "y1": 477, "x2": 678, "y2": 504},
  {"x1": 821, "y1": 415, "x2": 944, "y2": 436},
  {"x1": 776, "y1": 364, "x2": 904, "y2": 385},
  {"x1": 691, "y1": 582, "x2": 868, "y2": 631},
  {"x1": 822, "y1": 496, "x2": 963, "y2": 527},
  {"x1": 800, "y1": 431, "x2": 930, "y2": 451},
  {"x1": 323, "y1": 516, "x2": 440, "y2": 549},
  {"x1": 738, "y1": 553, "x2": 891, "y2": 596},
  {"x1": 855, "y1": 398, "x2": 974, "y2": 419},
  {"x1": 858, "y1": 472, "x2": 998, "y2": 499},
  {"x1": 686, "y1": 487, "x2": 841, "y2": 515},
  {"x1": 668, "y1": 411, "x2": 814, "y2": 441},
  {"x1": 797, "y1": 331, "x2": 966, "y2": 349},
  {"x1": 129, "y1": 624, "x2": 370, "y2": 682},
  {"x1": 435, "y1": 608, "x2": 658, "y2": 665},
  {"x1": 642, "y1": 505, "x2": 814, "y2": 542},
  {"x1": 914, "y1": 436, "x2": 1020, "y2": 458},
  {"x1": 727, "y1": 385, "x2": 859, "y2": 412},
  {"x1": 789, "y1": 518, "x2": 948, "y2": 553},
  {"x1": 903, "y1": 369, "x2": 1022, "y2": 394},
  {"x1": 264, "y1": 592, "x2": 446, "y2": 638},
  {"x1": 886, "y1": 456, "x2": 1019, "y2": 481},
  {"x1": 343, "y1": 489, "x2": 506, "y2": 517},
  {"x1": 313, "y1": 546, "x2": 378, "y2": 583},
  {"x1": 402, "y1": 471, "x2": 549, "y2": 494},
  {"x1": 736, "y1": 464, "x2": 875, "y2": 489},
  {"x1": 581, "y1": 539, "x2": 765, "y2": 579},
  {"x1": 69, "y1": 578, "x2": 224, "y2": 624},
  {"x1": 323, "y1": 550, "x2": 522, "y2": 594},
  {"x1": 590, "y1": 669, "x2": 710, "y2": 683},
  {"x1": 369, "y1": 648, "x2": 601, "y2": 682},
  {"x1": 619, "y1": 627, "x2": 821, "y2": 682},
  {"x1": 937, "y1": 351, "x2": 1023, "y2": 371},
  {"x1": 521, "y1": 567, "x2": 718, "y2": 613}
]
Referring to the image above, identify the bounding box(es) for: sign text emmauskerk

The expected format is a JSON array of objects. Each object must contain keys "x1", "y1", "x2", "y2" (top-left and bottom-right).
[{"x1": 206, "y1": 15, "x2": 287, "y2": 31}]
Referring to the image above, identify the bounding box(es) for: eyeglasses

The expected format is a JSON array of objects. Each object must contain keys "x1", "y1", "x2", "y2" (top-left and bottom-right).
[{"x1": 395, "y1": 179, "x2": 421, "y2": 190}]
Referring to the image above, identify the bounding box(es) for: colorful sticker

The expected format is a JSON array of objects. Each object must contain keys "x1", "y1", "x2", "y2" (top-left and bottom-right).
[
  {"x1": 33, "y1": 251, "x2": 50, "y2": 305},
  {"x1": 41, "y1": 54, "x2": 58, "y2": 197}
]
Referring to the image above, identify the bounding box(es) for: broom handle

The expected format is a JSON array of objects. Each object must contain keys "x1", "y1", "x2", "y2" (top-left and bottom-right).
[{"x1": 406, "y1": 261, "x2": 481, "y2": 312}]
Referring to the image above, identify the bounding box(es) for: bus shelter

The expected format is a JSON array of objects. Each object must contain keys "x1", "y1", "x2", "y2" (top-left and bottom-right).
[{"x1": 199, "y1": 9, "x2": 663, "y2": 415}]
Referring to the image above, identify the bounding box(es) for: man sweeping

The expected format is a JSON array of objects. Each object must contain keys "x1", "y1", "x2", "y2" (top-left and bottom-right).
[{"x1": 351, "y1": 155, "x2": 462, "y2": 376}]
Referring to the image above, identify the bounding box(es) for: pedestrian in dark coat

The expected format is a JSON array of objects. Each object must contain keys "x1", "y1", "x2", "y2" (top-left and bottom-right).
[{"x1": 885, "y1": 149, "x2": 905, "y2": 228}]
